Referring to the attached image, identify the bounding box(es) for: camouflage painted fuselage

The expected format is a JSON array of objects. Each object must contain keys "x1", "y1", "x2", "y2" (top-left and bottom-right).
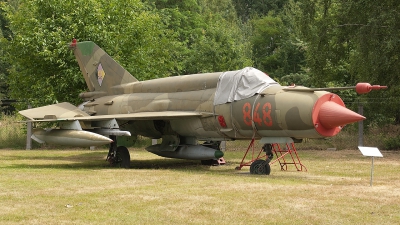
[
  {"x1": 68, "y1": 40, "x2": 352, "y2": 144},
  {"x1": 19, "y1": 41, "x2": 370, "y2": 162},
  {"x1": 80, "y1": 72, "x2": 334, "y2": 142}
]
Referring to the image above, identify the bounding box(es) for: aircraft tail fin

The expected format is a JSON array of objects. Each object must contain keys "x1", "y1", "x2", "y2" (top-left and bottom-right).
[{"x1": 69, "y1": 40, "x2": 138, "y2": 95}]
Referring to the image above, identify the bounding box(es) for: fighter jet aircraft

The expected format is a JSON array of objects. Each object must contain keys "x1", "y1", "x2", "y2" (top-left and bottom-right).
[{"x1": 19, "y1": 39, "x2": 386, "y2": 172}]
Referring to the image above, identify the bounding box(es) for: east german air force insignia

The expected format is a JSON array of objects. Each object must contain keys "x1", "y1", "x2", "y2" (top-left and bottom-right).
[{"x1": 97, "y1": 63, "x2": 106, "y2": 86}]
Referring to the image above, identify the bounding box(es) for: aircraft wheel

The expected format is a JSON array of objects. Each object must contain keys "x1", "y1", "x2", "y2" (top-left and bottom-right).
[
  {"x1": 264, "y1": 160, "x2": 271, "y2": 175},
  {"x1": 116, "y1": 146, "x2": 131, "y2": 169},
  {"x1": 250, "y1": 159, "x2": 271, "y2": 175},
  {"x1": 250, "y1": 160, "x2": 266, "y2": 174}
]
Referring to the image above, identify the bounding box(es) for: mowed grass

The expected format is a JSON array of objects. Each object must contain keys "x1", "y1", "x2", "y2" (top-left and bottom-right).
[{"x1": 0, "y1": 148, "x2": 399, "y2": 225}]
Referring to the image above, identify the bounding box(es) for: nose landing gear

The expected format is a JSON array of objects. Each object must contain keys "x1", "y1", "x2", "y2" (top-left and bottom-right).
[{"x1": 235, "y1": 139, "x2": 307, "y2": 175}]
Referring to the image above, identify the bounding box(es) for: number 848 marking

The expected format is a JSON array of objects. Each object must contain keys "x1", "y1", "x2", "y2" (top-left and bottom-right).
[{"x1": 243, "y1": 102, "x2": 273, "y2": 127}]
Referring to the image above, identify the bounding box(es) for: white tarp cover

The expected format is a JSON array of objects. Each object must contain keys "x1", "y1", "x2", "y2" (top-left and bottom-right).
[{"x1": 213, "y1": 67, "x2": 279, "y2": 105}]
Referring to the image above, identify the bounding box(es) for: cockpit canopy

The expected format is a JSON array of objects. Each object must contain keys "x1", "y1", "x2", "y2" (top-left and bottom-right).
[{"x1": 213, "y1": 67, "x2": 279, "y2": 105}]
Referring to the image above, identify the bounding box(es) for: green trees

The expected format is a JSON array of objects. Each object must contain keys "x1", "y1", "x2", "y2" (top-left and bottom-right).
[
  {"x1": 245, "y1": 2, "x2": 307, "y2": 86},
  {"x1": 2, "y1": 0, "x2": 178, "y2": 106},
  {"x1": 1, "y1": 0, "x2": 253, "y2": 106},
  {"x1": 250, "y1": 14, "x2": 306, "y2": 83},
  {"x1": 0, "y1": 0, "x2": 11, "y2": 100},
  {"x1": 1, "y1": 0, "x2": 398, "y2": 125},
  {"x1": 288, "y1": 0, "x2": 400, "y2": 124},
  {"x1": 341, "y1": 0, "x2": 400, "y2": 124},
  {"x1": 150, "y1": 0, "x2": 252, "y2": 74}
]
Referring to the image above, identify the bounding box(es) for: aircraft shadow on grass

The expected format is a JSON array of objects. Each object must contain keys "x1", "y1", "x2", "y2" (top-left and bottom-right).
[{"x1": 3, "y1": 151, "x2": 231, "y2": 171}]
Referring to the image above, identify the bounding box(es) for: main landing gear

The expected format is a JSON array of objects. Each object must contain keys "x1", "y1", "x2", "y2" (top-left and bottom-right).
[
  {"x1": 236, "y1": 139, "x2": 307, "y2": 175},
  {"x1": 106, "y1": 135, "x2": 131, "y2": 168}
]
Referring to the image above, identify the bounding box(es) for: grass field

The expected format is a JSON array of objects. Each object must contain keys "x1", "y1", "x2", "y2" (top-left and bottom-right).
[{"x1": 0, "y1": 148, "x2": 399, "y2": 224}]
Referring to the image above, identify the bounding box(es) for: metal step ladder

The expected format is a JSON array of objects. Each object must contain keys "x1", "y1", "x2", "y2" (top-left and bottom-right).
[{"x1": 235, "y1": 139, "x2": 307, "y2": 172}]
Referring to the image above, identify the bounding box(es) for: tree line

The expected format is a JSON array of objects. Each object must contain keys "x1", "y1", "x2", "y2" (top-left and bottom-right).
[{"x1": 1, "y1": 0, "x2": 399, "y2": 126}]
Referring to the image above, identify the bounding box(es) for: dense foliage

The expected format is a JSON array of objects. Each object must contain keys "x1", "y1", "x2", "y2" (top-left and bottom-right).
[
  {"x1": 1, "y1": 0, "x2": 180, "y2": 105},
  {"x1": 0, "y1": 0, "x2": 399, "y2": 126},
  {"x1": 0, "y1": 0, "x2": 11, "y2": 100},
  {"x1": 288, "y1": 0, "x2": 400, "y2": 124}
]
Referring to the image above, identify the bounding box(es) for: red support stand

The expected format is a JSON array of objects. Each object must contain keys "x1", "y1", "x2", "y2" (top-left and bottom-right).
[
  {"x1": 235, "y1": 139, "x2": 307, "y2": 172},
  {"x1": 235, "y1": 139, "x2": 264, "y2": 170},
  {"x1": 270, "y1": 142, "x2": 307, "y2": 171}
]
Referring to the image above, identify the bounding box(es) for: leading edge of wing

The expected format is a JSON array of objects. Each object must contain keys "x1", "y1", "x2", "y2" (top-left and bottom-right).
[
  {"x1": 19, "y1": 102, "x2": 91, "y2": 120},
  {"x1": 23, "y1": 111, "x2": 214, "y2": 122}
]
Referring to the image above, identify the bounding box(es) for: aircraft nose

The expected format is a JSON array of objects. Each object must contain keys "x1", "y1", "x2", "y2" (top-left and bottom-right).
[
  {"x1": 318, "y1": 101, "x2": 365, "y2": 129},
  {"x1": 312, "y1": 93, "x2": 365, "y2": 137}
]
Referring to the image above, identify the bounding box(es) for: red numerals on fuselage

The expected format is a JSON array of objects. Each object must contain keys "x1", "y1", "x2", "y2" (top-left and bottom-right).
[
  {"x1": 242, "y1": 102, "x2": 273, "y2": 127},
  {"x1": 243, "y1": 102, "x2": 252, "y2": 126},
  {"x1": 262, "y1": 102, "x2": 272, "y2": 126}
]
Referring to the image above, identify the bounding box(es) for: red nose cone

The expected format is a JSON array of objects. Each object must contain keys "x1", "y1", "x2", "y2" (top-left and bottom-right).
[
  {"x1": 318, "y1": 101, "x2": 365, "y2": 129},
  {"x1": 312, "y1": 93, "x2": 365, "y2": 137}
]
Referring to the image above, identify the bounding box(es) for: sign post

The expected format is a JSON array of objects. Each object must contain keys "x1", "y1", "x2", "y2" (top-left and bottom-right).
[{"x1": 358, "y1": 146, "x2": 383, "y2": 186}]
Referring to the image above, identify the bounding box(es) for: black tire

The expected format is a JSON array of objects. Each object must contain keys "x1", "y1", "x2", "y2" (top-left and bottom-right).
[
  {"x1": 250, "y1": 159, "x2": 271, "y2": 175},
  {"x1": 250, "y1": 159, "x2": 266, "y2": 174},
  {"x1": 264, "y1": 162, "x2": 271, "y2": 175},
  {"x1": 116, "y1": 146, "x2": 131, "y2": 169}
]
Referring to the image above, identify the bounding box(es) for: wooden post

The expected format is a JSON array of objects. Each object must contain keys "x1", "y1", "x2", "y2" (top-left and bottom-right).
[
  {"x1": 26, "y1": 103, "x2": 32, "y2": 150},
  {"x1": 358, "y1": 104, "x2": 364, "y2": 147}
]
